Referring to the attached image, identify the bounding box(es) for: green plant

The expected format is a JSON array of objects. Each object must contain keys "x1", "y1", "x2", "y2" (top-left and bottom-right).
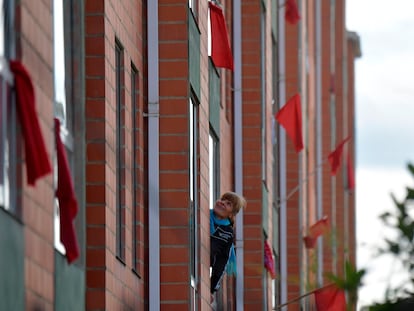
[{"x1": 363, "y1": 163, "x2": 414, "y2": 310}]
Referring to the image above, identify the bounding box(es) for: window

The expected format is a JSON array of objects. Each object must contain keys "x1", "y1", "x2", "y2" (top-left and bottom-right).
[
  {"x1": 189, "y1": 97, "x2": 199, "y2": 310},
  {"x1": 188, "y1": 0, "x2": 197, "y2": 16},
  {"x1": 53, "y1": 0, "x2": 75, "y2": 252},
  {"x1": 115, "y1": 40, "x2": 126, "y2": 261},
  {"x1": 261, "y1": 4, "x2": 267, "y2": 183},
  {"x1": 209, "y1": 131, "x2": 219, "y2": 210},
  {"x1": 131, "y1": 64, "x2": 146, "y2": 275},
  {"x1": 0, "y1": 0, "x2": 16, "y2": 213}
]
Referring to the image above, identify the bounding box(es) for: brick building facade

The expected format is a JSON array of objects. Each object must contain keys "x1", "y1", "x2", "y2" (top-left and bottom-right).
[{"x1": 0, "y1": 0, "x2": 360, "y2": 310}]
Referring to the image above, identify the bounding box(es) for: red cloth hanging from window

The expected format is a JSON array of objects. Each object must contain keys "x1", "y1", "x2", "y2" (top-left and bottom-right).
[
  {"x1": 209, "y1": 1, "x2": 234, "y2": 70},
  {"x1": 54, "y1": 118, "x2": 79, "y2": 264},
  {"x1": 285, "y1": 0, "x2": 300, "y2": 25},
  {"x1": 328, "y1": 137, "x2": 350, "y2": 176},
  {"x1": 264, "y1": 240, "x2": 276, "y2": 279},
  {"x1": 9, "y1": 60, "x2": 52, "y2": 185},
  {"x1": 314, "y1": 284, "x2": 346, "y2": 311},
  {"x1": 303, "y1": 216, "x2": 329, "y2": 249},
  {"x1": 275, "y1": 93, "x2": 304, "y2": 153}
]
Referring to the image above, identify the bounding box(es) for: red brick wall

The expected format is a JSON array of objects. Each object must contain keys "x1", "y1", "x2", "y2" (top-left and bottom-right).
[
  {"x1": 158, "y1": 0, "x2": 193, "y2": 308},
  {"x1": 284, "y1": 5, "x2": 302, "y2": 307},
  {"x1": 241, "y1": 0, "x2": 276, "y2": 308},
  {"x1": 334, "y1": 0, "x2": 346, "y2": 278},
  {"x1": 85, "y1": 0, "x2": 146, "y2": 309},
  {"x1": 241, "y1": 0, "x2": 263, "y2": 308},
  {"x1": 283, "y1": 1, "x2": 357, "y2": 309},
  {"x1": 16, "y1": 1, "x2": 55, "y2": 309}
]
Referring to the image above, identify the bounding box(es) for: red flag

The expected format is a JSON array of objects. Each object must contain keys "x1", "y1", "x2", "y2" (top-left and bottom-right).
[
  {"x1": 285, "y1": 0, "x2": 300, "y2": 25},
  {"x1": 9, "y1": 60, "x2": 52, "y2": 185},
  {"x1": 303, "y1": 216, "x2": 329, "y2": 249},
  {"x1": 328, "y1": 137, "x2": 350, "y2": 175},
  {"x1": 55, "y1": 118, "x2": 79, "y2": 264},
  {"x1": 314, "y1": 284, "x2": 346, "y2": 311},
  {"x1": 347, "y1": 152, "x2": 355, "y2": 190},
  {"x1": 209, "y1": 1, "x2": 234, "y2": 70},
  {"x1": 275, "y1": 93, "x2": 303, "y2": 152},
  {"x1": 264, "y1": 240, "x2": 276, "y2": 279}
]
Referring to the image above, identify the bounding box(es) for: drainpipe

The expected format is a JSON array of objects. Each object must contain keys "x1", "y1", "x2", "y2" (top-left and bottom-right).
[
  {"x1": 147, "y1": 1, "x2": 160, "y2": 310},
  {"x1": 233, "y1": 0, "x2": 244, "y2": 309},
  {"x1": 315, "y1": 0, "x2": 323, "y2": 286},
  {"x1": 277, "y1": 1, "x2": 287, "y2": 309}
]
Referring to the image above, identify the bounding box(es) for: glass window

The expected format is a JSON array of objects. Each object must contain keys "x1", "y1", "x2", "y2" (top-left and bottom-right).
[
  {"x1": 189, "y1": 97, "x2": 199, "y2": 310},
  {"x1": 189, "y1": 0, "x2": 197, "y2": 16},
  {"x1": 53, "y1": 0, "x2": 75, "y2": 252},
  {"x1": 261, "y1": 4, "x2": 267, "y2": 183},
  {"x1": 115, "y1": 40, "x2": 126, "y2": 261},
  {"x1": 209, "y1": 131, "x2": 219, "y2": 210},
  {"x1": 131, "y1": 64, "x2": 147, "y2": 275},
  {"x1": 0, "y1": 0, "x2": 16, "y2": 213}
]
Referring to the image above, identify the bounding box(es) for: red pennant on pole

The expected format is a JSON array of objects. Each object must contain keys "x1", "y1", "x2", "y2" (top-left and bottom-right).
[
  {"x1": 264, "y1": 240, "x2": 276, "y2": 279},
  {"x1": 285, "y1": 0, "x2": 300, "y2": 25},
  {"x1": 9, "y1": 60, "x2": 52, "y2": 185},
  {"x1": 275, "y1": 93, "x2": 304, "y2": 153},
  {"x1": 55, "y1": 118, "x2": 80, "y2": 264},
  {"x1": 303, "y1": 216, "x2": 329, "y2": 249},
  {"x1": 314, "y1": 284, "x2": 346, "y2": 311},
  {"x1": 328, "y1": 137, "x2": 350, "y2": 176},
  {"x1": 209, "y1": 1, "x2": 234, "y2": 70},
  {"x1": 347, "y1": 151, "x2": 355, "y2": 191}
]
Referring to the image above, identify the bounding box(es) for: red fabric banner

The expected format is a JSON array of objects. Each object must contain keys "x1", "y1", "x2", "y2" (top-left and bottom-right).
[
  {"x1": 55, "y1": 118, "x2": 79, "y2": 264},
  {"x1": 285, "y1": 0, "x2": 300, "y2": 25},
  {"x1": 209, "y1": 1, "x2": 234, "y2": 70},
  {"x1": 303, "y1": 216, "x2": 329, "y2": 249},
  {"x1": 264, "y1": 240, "x2": 276, "y2": 279},
  {"x1": 9, "y1": 60, "x2": 52, "y2": 185},
  {"x1": 275, "y1": 93, "x2": 304, "y2": 153},
  {"x1": 328, "y1": 137, "x2": 350, "y2": 176},
  {"x1": 314, "y1": 284, "x2": 346, "y2": 311}
]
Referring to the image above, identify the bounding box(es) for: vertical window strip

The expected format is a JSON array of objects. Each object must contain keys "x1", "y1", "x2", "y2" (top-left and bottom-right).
[
  {"x1": 0, "y1": 0, "x2": 16, "y2": 212},
  {"x1": 115, "y1": 40, "x2": 126, "y2": 261},
  {"x1": 189, "y1": 97, "x2": 199, "y2": 309},
  {"x1": 188, "y1": 0, "x2": 197, "y2": 16},
  {"x1": 261, "y1": 4, "x2": 267, "y2": 183},
  {"x1": 131, "y1": 64, "x2": 139, "y2": 273},
  {"x1": 53, "y1": 0, "x2": 76, "y2": 252},
  {"x1": 209, "y1": 130, "x2": 220, "y2": 210}
]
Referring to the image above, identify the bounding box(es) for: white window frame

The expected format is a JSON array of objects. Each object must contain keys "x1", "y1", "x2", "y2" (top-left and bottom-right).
[
  {"x1": 189, "y1": 97, "x2": 199, "y2": 310},
  {"x1": 0, "y1": 0, "x2": 16, "y2": 213},
  {"x1": 53, "y1": 0, "x2": 74, "y2": 253}
]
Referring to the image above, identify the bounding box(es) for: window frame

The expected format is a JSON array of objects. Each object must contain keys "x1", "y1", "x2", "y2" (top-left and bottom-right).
[
  {"x1": 131, "y1": 63, "x2": 146, "y2": 276},
  {"x1": 209, "y1": 130, "x2": 220, "y2": 210},
  {"x1": 188, "y1": 0, "x2": 198, "y2": 18},
  {"x1": 189, "y1": 95, "x2": 199, "y2": 310},
  {"x1": 53, "y1": 0, "x2": 77, "y2": 254},
  {"x1": 115, "y1": 39, "x2": 126, "y2": 262},
  {"x1": 0, "y1": 0, "x2": 17, "y2": 214}
]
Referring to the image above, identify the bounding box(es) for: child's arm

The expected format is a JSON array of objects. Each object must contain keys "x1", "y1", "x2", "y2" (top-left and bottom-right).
[
  {"x1": 210, "y1": 227, "x2": 233, "y2": 293},
  {"x1": 210, "y1": 239, "x2": 232, "y2": 293}
]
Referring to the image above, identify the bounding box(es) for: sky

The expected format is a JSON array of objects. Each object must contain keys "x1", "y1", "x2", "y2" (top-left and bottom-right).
[{"x1": 346, "y1": 0, "x2": 414, "y2": 308}]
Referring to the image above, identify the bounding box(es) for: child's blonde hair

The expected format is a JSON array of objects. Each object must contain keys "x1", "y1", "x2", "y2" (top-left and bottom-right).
[{"x1": 220, "y1": 192, "x2": 246, "y2": 223}]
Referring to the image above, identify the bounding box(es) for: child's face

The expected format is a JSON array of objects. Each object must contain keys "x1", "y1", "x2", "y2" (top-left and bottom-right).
[{"x1": 213, "y1": 199, "x2": 234, "y2": 220}]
